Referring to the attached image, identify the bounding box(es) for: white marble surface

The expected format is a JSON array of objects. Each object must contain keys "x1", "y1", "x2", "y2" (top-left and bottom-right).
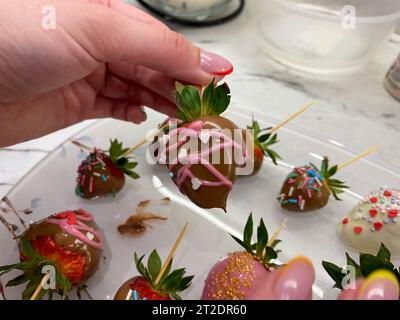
[{"x1": 0, "y1": 0, "x2": 400, "y2": 198}]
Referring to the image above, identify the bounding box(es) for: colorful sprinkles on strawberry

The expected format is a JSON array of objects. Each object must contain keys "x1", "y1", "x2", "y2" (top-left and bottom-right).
[
  {"x1": 75, "y1": 139, "x2": 139, "y2": 199},
  {"x1": 278, "y1": 157, "x2": 348, "y2": 212}
]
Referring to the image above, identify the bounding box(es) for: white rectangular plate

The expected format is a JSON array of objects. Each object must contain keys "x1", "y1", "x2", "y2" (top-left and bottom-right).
[{"x1": 1, "y1": 105, "x2": 399, "y2": 300}]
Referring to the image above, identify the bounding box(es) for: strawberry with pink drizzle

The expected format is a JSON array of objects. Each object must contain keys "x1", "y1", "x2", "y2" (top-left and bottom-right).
[
  {"x1": 155, "y1": 81, "x2": 247, "y2": 211},
  {"x1": 0, "y1": 209, "x2": 103, "y2": 299},
  {"x1": 201, "y1": 213, "x2": 282, "y2": 299}
]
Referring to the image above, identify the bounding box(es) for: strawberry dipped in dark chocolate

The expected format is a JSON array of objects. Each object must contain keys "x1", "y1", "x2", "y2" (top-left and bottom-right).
[
  {"x1": 114, "y1": 250, "x2": 193, "y2": 300},
  {"x1": 156, "y1": 81, "x2": 247, "y2": 211},
  {"x1": 0, "y1": 209, "x2": 103, "y2": 299},
  {"x1": 243, "y1": 119, "x2": 281, "y2": 176},
  {"x1": 278, "y1": 157, "x2": 349, "y2": 212},
  {"x1": 75, "y1": 139, "x2": 139, "y2": 199}
]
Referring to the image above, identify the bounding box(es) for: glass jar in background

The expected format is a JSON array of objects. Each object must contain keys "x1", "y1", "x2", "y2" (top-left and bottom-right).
[
  {"x1": 258, "y1": 0, "x2": 400, "y2": 74},
  {"x1": 385, "y1": 53, "x2": 400, "y2": 102},
  {"x1": 136, "y1": 0, "x2": 245, "y2": 26}
]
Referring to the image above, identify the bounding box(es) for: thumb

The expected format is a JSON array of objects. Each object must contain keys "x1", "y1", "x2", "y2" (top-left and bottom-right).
[
  {"x1": 338, "y1": 270, "x2": 399, "y2": 300},
  {"x1": 62, "y1": 0, "x2": 233, "y2": 85},
  {"x1": 272, "y1": 256, "x2": 315, "y2": 300}
]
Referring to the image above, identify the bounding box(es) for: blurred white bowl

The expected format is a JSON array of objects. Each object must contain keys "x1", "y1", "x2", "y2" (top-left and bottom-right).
[{"x1": 258, "y1": 0, "x2": 400, "y2": 74}]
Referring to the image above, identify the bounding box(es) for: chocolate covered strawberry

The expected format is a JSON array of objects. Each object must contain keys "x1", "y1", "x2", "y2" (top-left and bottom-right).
[
  {"x1": 75, "y1": 139, "x2": 139, "y2": 199},
  {"x1": 114, "y1": 250, "x2": 193, "y2": 300},
  {"x1": 0, "y1": 209, "x2": 103, "y2": 299},
  {"x1": 243, "y1": 119, "x2": 281, "y2": 175},
  {"x1": 277, "y1": 157, "x2": 349, "y2": 212},
  {"x1": 155, "y1": 80, "x2": 246, "y2": 211},
  {"x1": 201, "y1": 213, "x2": 281, "y2": 300}
]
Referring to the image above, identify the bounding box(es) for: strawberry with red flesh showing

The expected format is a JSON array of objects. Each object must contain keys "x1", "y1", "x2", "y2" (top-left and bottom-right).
[
  {"x1": 158, "y1": 80, "x2": 246, "y2": 211},
  {"x1": 114, "y1": 249, "x2": 193, "y2": 300},
  {"x1": 201, "y1": 213, "x2": 281, "y2": 300},
  {"x1": 0, "y1": 209, "x2": 103, "y2": 300},
  {"x1": 76, "y1": 139, "x2": 139, "y2": 199},
  {"x1": 278, "y1": 157, "x2": 349, "y2": 212},
  {"x1": 244, "y1": 119, "x2": 281, "y2": 175}
]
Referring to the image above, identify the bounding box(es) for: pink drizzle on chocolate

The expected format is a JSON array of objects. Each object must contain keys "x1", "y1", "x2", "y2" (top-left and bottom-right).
[
  {"x1": 164, "y1": 120, "x2": 246, "y2": 191},
  {"x1": 46, "y1": 209, "x2": 104, "y2": 249}
]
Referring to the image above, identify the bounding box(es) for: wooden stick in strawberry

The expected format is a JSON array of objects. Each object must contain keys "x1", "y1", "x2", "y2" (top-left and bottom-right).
[
  {"x1": 30, "y1": 272, "x2": 51, "y2": 300},
  {"x1": 277, "y1": 146, "x2": 378, "y2": 213},
  {"x1": 73, "y1": 139, "x2": 140, "y2": 199},
  {"x1": 114, "y1": 222, "x2": 193, "y2": 300},
  {"x1": 244, "y1": 101, "x2": 315, "y2": 176}
]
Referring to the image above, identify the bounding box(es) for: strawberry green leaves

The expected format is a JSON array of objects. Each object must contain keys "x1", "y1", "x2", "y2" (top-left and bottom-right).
[
  {"x1": 108, "y1": 139, "x2": 140, "y2": 179},
  {"x1": 175, "y1": 80, "x2": 231, "y2": 122},
  {"x1": 310, "y1": 157, "x2": 349, "y2": 200},
  {"x1": 230, "y1": 213, "x2": 280, "y2": 268},
  {"x1": 0, "y1": 238, "x2": 71, "y2": 300},
  {"x1": 134, "y1": 250, "x2": 193, "y2": 300},
  {"x1": 322, "y1": 243, "x2": 400, "y2": 290},
  {"x1": 247, "y1": 119, "x2": 282, "y2": 165}
]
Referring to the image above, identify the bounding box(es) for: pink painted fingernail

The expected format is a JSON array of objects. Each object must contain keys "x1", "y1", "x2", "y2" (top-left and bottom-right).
[
  {"x1": 357, "y1": 270, "x2": 399, "y2": 300},
  {"x1": 273, "y1": 256, "x2": 315, "y2": 300},
  {"x1": 200, "y1": 50, "x2": 233, "y2": 76}
]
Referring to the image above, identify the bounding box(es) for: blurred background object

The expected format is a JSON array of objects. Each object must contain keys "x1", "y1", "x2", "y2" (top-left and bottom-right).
[
  {"x1": 385, "y1": 53, "x2": 400, "y2": 102},
  {"x1": 257, "y1": 0, "x2": 400, "y2": 74},
  {"x1": 136, "y1": 0, "x2": 245, "y2": 26}
]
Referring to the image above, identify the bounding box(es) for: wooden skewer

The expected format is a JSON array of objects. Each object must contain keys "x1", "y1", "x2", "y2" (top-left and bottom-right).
[
  {"x1": 154, "y1": 222, "x2": 188, "y2": 286},
  {"x1": 269, "y1": 101, "x2": 316, "y2": 134},
  {"x1": 30, "y1": 272, "x2": 51, "y2": 300},
  {"x1": 338, "y1": 145, "x2": 379, "y2": 170},
  {"x1": 121, "y1": 123, "x2": 169, "y2": 158},
  {"x1": 268, "y1": 219, "x2": 287, "y2": 247},
  {"x1": 70, "y1": 140, "x2": 94, "y2": 152},
  {"x1": 122, "y1": 139, "x2": 151, "y2": 158}
]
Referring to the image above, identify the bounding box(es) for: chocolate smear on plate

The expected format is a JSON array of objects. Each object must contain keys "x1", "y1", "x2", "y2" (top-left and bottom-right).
[{"x1": 117, "y1": 198, "x2": 170, "y2": 237}]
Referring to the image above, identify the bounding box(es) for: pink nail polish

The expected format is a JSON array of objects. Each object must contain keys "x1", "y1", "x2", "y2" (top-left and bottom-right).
[
  {"x1": 200, "y1": 50, "x2": 233, "y2": 76},
  {"x1": 358, "y1": 274, "x2": 399, "y2": 300},
  {"x1": 274, "y1": 257, "x2": 315, "y2": 300}
]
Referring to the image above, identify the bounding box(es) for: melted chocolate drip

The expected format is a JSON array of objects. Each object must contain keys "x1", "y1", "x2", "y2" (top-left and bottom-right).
[
  {"x1": 2, "y1": 197, "x2": 26, "y2": 229},
  {"x1": 0, "y1": 279, "x2": 6, "y2": 300},
  {"x1": 0, "y1": 214, "x2": 19, "y2": 239},
  {"x1": 76, "y1": 284, "x2": 93, "y2": 300}
]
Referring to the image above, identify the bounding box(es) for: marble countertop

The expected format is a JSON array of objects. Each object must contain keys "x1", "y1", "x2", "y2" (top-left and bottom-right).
[{"x1": 1, "y1": 0, "x2": 400, "y2": 198}]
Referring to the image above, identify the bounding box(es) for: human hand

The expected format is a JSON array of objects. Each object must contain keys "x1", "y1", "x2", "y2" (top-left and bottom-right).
[
  {"x1": 338, "y1": 270, "x2": 399, "y2": 300},
  {"x1": 246, "y1": 256, "x2": 315, "y2": 300},
  {"x1": 247, "y1": 259, "x2": 399, "y2": 300},
  {"x1": 0, "y1": 0, "x2": 233, "y2": 147}
]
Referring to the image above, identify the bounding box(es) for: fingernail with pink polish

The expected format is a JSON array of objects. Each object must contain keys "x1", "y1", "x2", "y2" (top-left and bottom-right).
[
  {"x1": 274, "y1": 257, "x2": 315, "y2": 300},
  {"x1": 200, "y1": 50, "x2": 233, "y2": 76},
  {"x1": 357, "y1": 270, "x2": 399, "y2": 300}
]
